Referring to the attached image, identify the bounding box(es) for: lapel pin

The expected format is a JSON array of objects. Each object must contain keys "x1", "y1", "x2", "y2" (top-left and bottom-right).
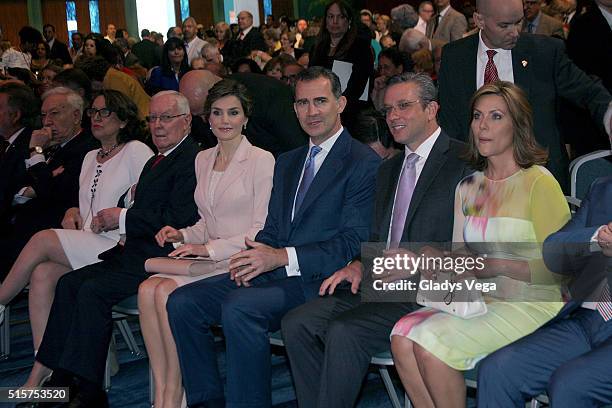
[{"x1": 521, "y1": 60, "x2": 528, "y2": 68}]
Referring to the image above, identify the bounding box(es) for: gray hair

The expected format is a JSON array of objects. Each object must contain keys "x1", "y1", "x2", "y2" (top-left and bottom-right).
[
  {"x1": 386, "y1": 72, "x2": 438, "y2": 108},
  {"x1": 399, "y1": 28, "x2": 429, "y2": 54},
  {"x1": 152, "y1": 90, "x2": 190, "y2": 114},
  {"x1": 41, "y1": 86, "x2": 85, "y2": 115},
  {"x1": 390, "y1": 4, "x2": 418, "y2": 30}
]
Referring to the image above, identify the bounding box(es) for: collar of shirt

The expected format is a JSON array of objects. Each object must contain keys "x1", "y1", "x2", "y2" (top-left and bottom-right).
[
  {"x1": 438, "y1": 5, "x2": 451, "y2": 18},
  {"x1": 528, "y1": 11, "x2": 542, "y2": 29},
  {"x1": 240, "y1": 26, "x2": 253, "y2": 38},
  {"x1": 402, "y1": 126, "x2": 441, "y2": 183},
  {"x1": 598, "y1": 4, "x2": 612, "y2": 29},
  {"x1": 48, "y1": 38, "x2": 55, "y2": 48},
  {"x1": 476, "y1": 30, "x2": 514, "y2": 89},
  {"x1": 7, "y1": 127, "x2": 25, "y2": 146},
  {"x1": 159, "y1": 132, "x2": 190, "y2": 157}
]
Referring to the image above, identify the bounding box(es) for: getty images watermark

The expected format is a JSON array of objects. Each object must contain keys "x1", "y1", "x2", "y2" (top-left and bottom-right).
[{"x1": 370, "y1": 251, "x2": 497, "y2": 293}]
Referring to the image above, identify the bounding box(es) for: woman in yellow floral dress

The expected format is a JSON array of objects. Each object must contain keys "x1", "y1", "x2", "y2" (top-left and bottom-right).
[{"x1": 390, "y1": 81, "x2": 571, "y2": 408}]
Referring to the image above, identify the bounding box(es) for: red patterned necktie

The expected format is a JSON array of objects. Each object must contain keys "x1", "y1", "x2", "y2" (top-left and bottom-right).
[
  {"x1": 484, "y1": 50, "x2": 499, "y2": 85},
  {"x1": 151, "y1": 154, "x2": 165, "y2": 169},
  {"x1": 597, "y1": 284, "x2": 612, "y2": 322}
]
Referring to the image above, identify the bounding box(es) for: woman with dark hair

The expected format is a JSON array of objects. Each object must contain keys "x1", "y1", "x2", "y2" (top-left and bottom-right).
[
  {"x1": 138, "y1": 79, "x2": 275, "y2": 408},
  {"x1": 30, "y1": 41, "x2": 51, "y2": 75},
  {"x1": 352, "y1": 112, "x2": 401, "y2": 160},
  {"x1": 3, "y1": 89, "x2": 153, "y2": 388},
  {"x1": 390, "y1": 82, "x2": 570, "y2": 408},
  {"x1": 81, "y1": 33, "x2": 111, "y2": 58},
  {"x1": 232, "y1": 57, "x2": 262, "y2": 74},
  {"x1": 309, "y1": 0, "x2": 374, "y2": 124},
  {"x1": 146, "y1": 37, "x2": 190, "y2": 95}
]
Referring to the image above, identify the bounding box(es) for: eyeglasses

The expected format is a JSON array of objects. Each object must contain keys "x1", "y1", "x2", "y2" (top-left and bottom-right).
[
  {"x1": 145, "y1": 113, "x2": 187, "y2": 123},
  {"x1": 380, "y1": 99, "x2": 422, "y2": 116},
  {"x1": 86, "y1": 107, "x2": 113, "y2": 118}
]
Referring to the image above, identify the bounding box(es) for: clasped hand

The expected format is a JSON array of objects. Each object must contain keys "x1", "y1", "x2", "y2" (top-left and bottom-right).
[
  {"x1": 229, "y1": 238, "x2": 288, "y2": 287},
  {"x1": 90, "y1": 207, "x2": 122, "y2": 233},
  {"x1": 598, "y1": 222, "x2": 612, "y2": 256}
]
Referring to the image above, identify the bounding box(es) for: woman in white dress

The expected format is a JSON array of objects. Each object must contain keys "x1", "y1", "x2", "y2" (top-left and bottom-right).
[
  {"x1": 0, "y1": 89, "x2": 153, "y2": 387},
  {"x1": 138, "y1": 79, "x2": 275, "y2": 408}
]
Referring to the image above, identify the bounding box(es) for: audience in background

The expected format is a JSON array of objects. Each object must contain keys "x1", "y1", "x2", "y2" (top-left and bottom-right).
[{"x1": 146, "y1": 37, "x2": 190, "y2": 94}]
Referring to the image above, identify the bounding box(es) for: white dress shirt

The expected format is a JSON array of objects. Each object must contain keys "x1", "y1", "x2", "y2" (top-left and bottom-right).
[
  {"x1": 415, "y1": 17, "x2": 428, "y2": 35},
  {"x1": 285, "y1": 127, "x2": 344, "y2": 276},
  {"x1": 476, "y1": 31, "x2": 514, "y2": 89}
]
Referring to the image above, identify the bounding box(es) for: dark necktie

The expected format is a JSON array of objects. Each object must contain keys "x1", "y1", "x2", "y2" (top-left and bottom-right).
[
  {"x1": 389, "y1": 153, "x2": 419, "y2": 248},
  {"x1": 150, "y1": 154, "x2": 165, "y2": 169},
  {"x1": 484, "y1": 50, "x2": 500, "y2": 85},
  {"x1": 527, "y1": 22, "x2": 535, "y2": 33},
  {"x1": 44, "y1": 144, "x2": 61, "y2": 163},
  {"x1": 432, "y1": 14, "x2": 442, "y2": 36},
  {"x1": 294, "y1": 145, "x2": 322, "y2": 214}
]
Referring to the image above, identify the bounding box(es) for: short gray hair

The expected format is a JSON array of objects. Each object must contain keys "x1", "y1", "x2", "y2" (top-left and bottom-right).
[
  {"x1": 41, "y1": 86, "x2": 85, "y2": 115},
  {"x1": 386, "y1": 72, "x2": 437, "y2": 108},
  {"x1": 152, "y1": 90, "x2": 190, "y2": 114},
  {"x1": 399, "y1": 28, "x2": 429, "y2": 54},
  {"x1": 390, "y1": 4, "x2": 418, "y2": 30}
]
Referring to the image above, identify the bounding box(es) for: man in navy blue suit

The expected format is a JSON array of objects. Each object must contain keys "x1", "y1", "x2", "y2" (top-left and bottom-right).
[
  {"x1": 477, "y1": 176, "x2": 612, "y2": 408},
  {"x1": 166, "y1": 66, "x2": 381, "y2": 408}
]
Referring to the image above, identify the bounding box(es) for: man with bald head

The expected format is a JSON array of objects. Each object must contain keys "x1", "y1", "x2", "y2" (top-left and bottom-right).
[
  {"x1": 179, "y1": 69, "x2": 221, "y2": 149},
  {"x1": 225, "y1": 10, "x2": 267, "y2": 66},
  {"x1": 437, "y1": 0, "x2": 612, "y2": 190}
]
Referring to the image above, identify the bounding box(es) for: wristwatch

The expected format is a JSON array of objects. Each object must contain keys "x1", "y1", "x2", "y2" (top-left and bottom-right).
[{"x1": 29, "y1": 146, "x2": 44, "y2": 154}]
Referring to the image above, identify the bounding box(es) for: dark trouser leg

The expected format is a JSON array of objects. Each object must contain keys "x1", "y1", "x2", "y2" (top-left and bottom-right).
[
  {"x1": 477, "y1": 310, "x2": 596, "y2": 408},
  {"x1": 318, "y1": 298, "x2": 419, "y2": 408},
  {"x1": 281, "y1": 290, "x2": 361, "y2": 408},
  {"x1": 167, "y1": 274, "x2": 238, "y2": 406},
  {"x1": 37, "y1": 257, "x2": 147, "y2": 386},
  {"x1": 222, "y1": 277, "x2": 305, "y2": 408}
]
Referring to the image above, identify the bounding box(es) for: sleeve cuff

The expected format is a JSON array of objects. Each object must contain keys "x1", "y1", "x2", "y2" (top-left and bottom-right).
[
  {"x1": 285, "y1": 247, "x2": 301, "y2": 277},
  {"x1": 590, "y1": 225, "x2": 605, "y2": 252},
  {"x1": 119, "y1": 208, "x2": 128, "y2": 235},
  {"x1": 25, "y1": 154, "x2": 45, "y2": 168}
]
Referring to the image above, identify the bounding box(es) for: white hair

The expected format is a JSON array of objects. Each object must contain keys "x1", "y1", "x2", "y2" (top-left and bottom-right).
[
  {"x1": 152, "y1": 90, "x2": 190, "y2": 114},
  {"x1": 41, "y1": 86, "x2": 85, "y2": 115}
]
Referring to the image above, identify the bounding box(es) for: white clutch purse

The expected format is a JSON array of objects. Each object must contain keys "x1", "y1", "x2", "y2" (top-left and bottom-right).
[{"x1": 416, "y1": 272, "x2": 488, "y2": 319}]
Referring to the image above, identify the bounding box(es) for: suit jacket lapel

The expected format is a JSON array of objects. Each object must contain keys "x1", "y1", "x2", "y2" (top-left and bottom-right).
[
  {"x1": 213, "y1": 138, "x2": 250, "y2": 210},
  {"x1": 512, "y1": 37, "x2": 532, "y2": 99},
  {"x1": 292, "y1": 131, "x2": 350, "y2": 226},
  {"x1": 379, "y1": 156, "x2": 404, "y2": 242},
  {"x1": 465, "y1": 35, "x2": 478, "y2": 95},
  {"x1": 402, "y1": 133, "x2": 450, "y2": 241}
]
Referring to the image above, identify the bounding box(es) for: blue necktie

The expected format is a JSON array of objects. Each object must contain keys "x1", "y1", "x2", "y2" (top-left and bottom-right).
[{"x1": 294, "y1": 145, "x2": 322, "y2": 214}]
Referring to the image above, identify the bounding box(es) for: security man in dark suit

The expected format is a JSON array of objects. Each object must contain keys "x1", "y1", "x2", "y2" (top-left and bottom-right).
[{"x1": 437, "y1": 0, "x2": 612, "y2": 190}]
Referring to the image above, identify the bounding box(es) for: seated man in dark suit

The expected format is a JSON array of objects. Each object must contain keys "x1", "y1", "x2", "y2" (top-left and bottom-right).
[
  {"x1": 478, "y1": 175, "x2": 612, "y2": 408},
  {"x1": 0, "y1": 87, "x2": 98, "y2": 279},
  {"x1": 30, "y1": 91, "x2": 200, "y2": 407},
  {"x1": 281, "y1": 72, "x2": 472, "y2": 407},
  {"x1": 0, "y1": 83, "x2": 38, "y2": 232},
  {"x1": 166, "y1": 67, "x2": 381, "y2": 408}
]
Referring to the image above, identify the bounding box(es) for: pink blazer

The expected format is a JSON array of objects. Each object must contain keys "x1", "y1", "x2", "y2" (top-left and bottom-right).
[{"x1": 180, "y1": 137, "x2": 275, "y2": 261}]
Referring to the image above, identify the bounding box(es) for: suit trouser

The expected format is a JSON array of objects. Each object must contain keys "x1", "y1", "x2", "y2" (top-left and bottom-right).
[
  {"x1": 477, "y1": 308, "x2": 612, "y2": 408},
  {"x1": 281, "y1": 289, "x2": 419, "y2": 408},
  {"x1": 166, "y1": 273, "x2": 306, "y2": 408},
  {"x1": 36, "y1": 256, "x2": 148, "y2": 385}
]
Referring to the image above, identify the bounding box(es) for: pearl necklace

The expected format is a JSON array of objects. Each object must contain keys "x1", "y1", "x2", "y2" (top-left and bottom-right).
[{"x1": 97, "y1": 143, "x2": 119, "y2": 159}]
